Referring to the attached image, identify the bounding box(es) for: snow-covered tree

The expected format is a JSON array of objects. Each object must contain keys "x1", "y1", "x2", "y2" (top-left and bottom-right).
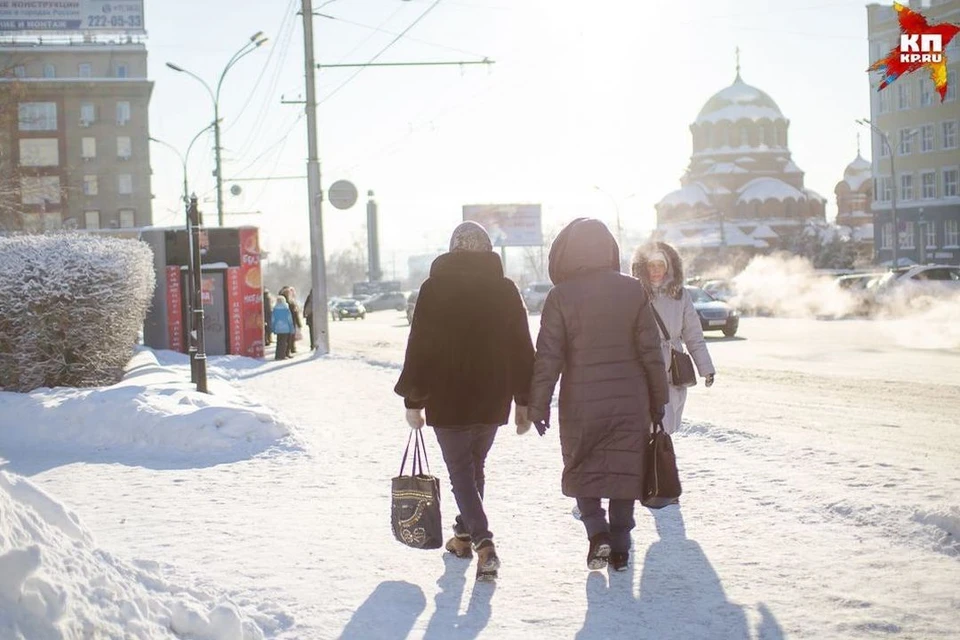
[{"x1": 0, "y1": 234, "x2": 155, "y2": 392}]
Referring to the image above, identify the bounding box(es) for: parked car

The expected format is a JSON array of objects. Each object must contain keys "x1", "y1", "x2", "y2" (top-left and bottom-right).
[
  {"x1": 406, "y1": 290, "x2": 419, "y2": 325},
  {"x1": 701, "y1": 279, "x2": 736, "y2": 303},
  {"x1": 868, "y1": 265, "x2": 960, "y2": 310},
  {"x1": 836, "y1": 273, "x2": 885, "y2": 316},
  {"x1": 362, "y1": 291, "x2": 407, "y2": 312},
  {"x1": 331, "y1": 298, "x2": 366, "y2": 321},
  {"x1": 686, "y1": 286, "x2": 739, "y2": 337},
  {"x1": 522, "y1": 282, "x2": 553, "y2": 313}
]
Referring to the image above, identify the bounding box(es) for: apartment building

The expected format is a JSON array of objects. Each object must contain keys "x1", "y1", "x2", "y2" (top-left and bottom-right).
[
  {"x1": 0, "y1": 41, "x2": 153, "y2": 231},
  {"x1": 867, "y1": 0, "x2": 960, "y2": 266}
]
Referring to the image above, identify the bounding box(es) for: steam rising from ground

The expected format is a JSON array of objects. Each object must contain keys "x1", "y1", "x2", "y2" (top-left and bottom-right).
[{"x1": 726, "y1": 254, "x2": 960, "y2": 350}]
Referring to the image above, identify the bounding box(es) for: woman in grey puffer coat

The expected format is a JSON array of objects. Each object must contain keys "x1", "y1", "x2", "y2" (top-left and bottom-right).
[
  {"x1": 528, "y1": 219, "x2": 669, "y2": 572},
  {"x1": 632, "y1": 242, "x2": 716, "y2": 435}
]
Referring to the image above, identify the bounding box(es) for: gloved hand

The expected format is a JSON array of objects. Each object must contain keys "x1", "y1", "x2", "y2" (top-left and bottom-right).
[
  {"x1": 405, "y1": 408, "x2": 424, "y2": 430},
  {"x1": 515, "y1": 405, "x2": 532, "y2": 435},
  {"x1": 650, "y1": 405, "x2": 665, "y2": 426},
  {"x1": 705, "y1": 373, "x2": 715, "y2": 388},
  {"x1": 527, "y1": 406, "x2": 551, "y2": 436}
]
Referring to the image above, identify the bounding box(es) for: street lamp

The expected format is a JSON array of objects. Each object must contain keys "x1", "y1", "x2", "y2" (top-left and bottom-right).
[
  {"x1": 149, "y1": 123, "x2": 216, "y2": 205},
  {"x1": 856, "y1": 118, "x2": 918, "y2": 269},
  {"x1": 166, "y1": 31, "x2": 268, "y2": 227}
]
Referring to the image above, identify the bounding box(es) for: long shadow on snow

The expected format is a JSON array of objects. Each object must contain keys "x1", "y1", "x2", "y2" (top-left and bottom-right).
[
  {"x1": 339, "y1": 580, "x2": 426, "y2": 640},
  {"x1": 576, "y1": 506, "x2": 784, "y2": 640},
  {"x1": 422, "y1": 554, "x2": 495, "y2": 639}
]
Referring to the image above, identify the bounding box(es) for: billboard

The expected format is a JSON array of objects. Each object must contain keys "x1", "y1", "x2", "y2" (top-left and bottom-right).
[
  {"x1": 462, "y1": 204, "x2": 543, "y2": 247},
  {"x1": 0, "y1": 1, "x2": 145, "y2": 34}
]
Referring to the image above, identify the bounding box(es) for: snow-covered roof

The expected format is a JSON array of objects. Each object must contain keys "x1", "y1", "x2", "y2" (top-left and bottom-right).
[
  {"x1": 657, "y1": 183, "x2": 712, "y2": 209},
  {"x1": 750, "y1": 224, "x2": 780, "y2": 240},
  {"x1": 852, "y1": 223, "x2": 875, "y2": 242},
  {"x1": 738, "y1": 177, "x2": 806, "y2": 203},
  {"x1": 695, "y1": 76, "x2": 787, "y2": 125},
  {"x1": 803, "y1": 188, "x2": 826, "y2": 203},
  {"x1": 659, "y1": 222, "x2": 769, "y2": 249},
  {"x1": 735, "y1": 156, "x2": 757, "y2": 164},
  {"x1": 783, "y1": 160, "x2": 803, "y2": 174},
  {"x1": 704, "y1": 162, "x2": 748, "y2": 175},
  {"x1": 843, "y1": 154, "x2": 873, "y2": 191}
]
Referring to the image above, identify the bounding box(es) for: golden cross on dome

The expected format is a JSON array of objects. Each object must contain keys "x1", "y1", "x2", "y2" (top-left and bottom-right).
[
  {"x1": 857, "y1": 131, "x2": 861, "y2": 156},
  {"x1": 735, "y1": 46, "x2": 741, "y2": 79}
]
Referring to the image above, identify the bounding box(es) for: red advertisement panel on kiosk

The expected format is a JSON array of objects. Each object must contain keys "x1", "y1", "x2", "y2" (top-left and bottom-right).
[
  {"x1": 165, "y1": 265, "x2": 184, "y2": 352},
  {"x1": 236, "y1": 228, "x2": 265, "y2": 358}
]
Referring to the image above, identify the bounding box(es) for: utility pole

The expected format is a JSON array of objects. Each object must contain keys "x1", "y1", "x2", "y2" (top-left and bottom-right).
[
  {"x1": 302, "y1": 0, "x2": 330, "y2": 354},
  {"x1": 189, "y1": 195, "x2": 209, "y2": 393}
]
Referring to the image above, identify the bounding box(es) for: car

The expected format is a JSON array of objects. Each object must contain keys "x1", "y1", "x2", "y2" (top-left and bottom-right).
[
  {"x1": 406, "y1": 290, "x2": 419, "y2": 325},
  {"x1": 522, "y1": 282, "x2": 553, "y2": 313},
  {"x1": 701, "y1": 279, "x2": 736, "y2": 303},
  {"x1": 686, "y1": 286, "x2": 739, "y2": 337},
  {"x1": 362, "y1": 291, "x2": 407, "y2": 312},
  {"x1": 331, "y1": 299, "x2": 366, "y2": 321},
  {"x1": 836, "y1": 273, "x2": 885, "y2": 315},
  {"x1": 868, "y1": 264, "x2": 960, "y2": 310}
]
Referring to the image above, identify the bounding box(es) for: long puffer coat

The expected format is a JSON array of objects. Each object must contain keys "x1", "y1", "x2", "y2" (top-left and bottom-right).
[
  {"x1": 632, "y1": 241, "x2": 715, "y2": 434},
  {"x1": 528, "y1": 219, "x2": 669, "y2": 500}
]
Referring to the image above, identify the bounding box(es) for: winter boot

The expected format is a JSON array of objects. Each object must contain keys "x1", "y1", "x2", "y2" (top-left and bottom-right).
[
  {"x1": 586, "y1": 533, "x2": 611, "y2": 571},
  {"x1": 445, "y1": 533, "x2": 473, "y2": 559},
  {"x1": 474, "y1": 539, "x2": 500, "y2": 582},
  {"x1": 609, "y1": 551, "x2": 629, "y2": 572}
]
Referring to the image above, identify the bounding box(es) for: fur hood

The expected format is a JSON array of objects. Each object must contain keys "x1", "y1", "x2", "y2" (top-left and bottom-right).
[{"x1": 631, "y1": 241, "x2": 684, "y2": 300}]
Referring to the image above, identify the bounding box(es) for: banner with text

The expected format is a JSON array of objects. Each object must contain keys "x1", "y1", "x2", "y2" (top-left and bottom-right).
[
  {"x1": 0, "y1": 1, "x2": 145, "y2": 34},
  {"x1": 462, "y1": 204, "x2": 543, "y2": 247}
]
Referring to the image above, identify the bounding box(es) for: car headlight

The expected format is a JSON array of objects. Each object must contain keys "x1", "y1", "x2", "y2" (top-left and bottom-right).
[{"x1": 729, "y1": 308, "x2": 739, "y2": 317}]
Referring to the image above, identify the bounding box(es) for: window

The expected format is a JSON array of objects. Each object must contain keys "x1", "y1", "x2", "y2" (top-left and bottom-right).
[
  {"x1": 943, "y1": 121, "x2": 958, "y2": 149},
  {"x1": 118, "y1": 174, "x2": 133, "y2": 195},
  {"x1": 945, "y1": 219, "x2": 959, "y2": 247},
  {"x1": 117, "y1": 136, "x2": 131, "y2": 160},
  {"x1": 116, "y1": 101, "x2": 131, "y2": 126},
  {"x1": 923, "y1": 222, "x2": 937, "y2": 249},
  {"x1": 878, "y1": 176, "x2": 893, "y2": 202},
  {"x1": 898, "y1": 82, "x2": 911, "y2": 109},
  {"x1": 881, "y1": 222, "x2": 893, "y2": 249},
  {"x1": 921, "y1": 171, "x2": 937, "y2": 199},
  {"x1": 921, "y1": 79, "x2": 934, "y2": 106},
  {"x1": 84, "y1": 211, "x2": 101, "y2": 230},
  {"x1": 119, "y1": 209, "x2": 136, "y2": 228},
  {"x1": 115, "y1": 64, "x2": 129, "y2": 79},
  {"x1": 900, "y1": 223, "x2": 915, "y2": 249},
  {"x1": 879, "y1": 135, "x2": 891, "y2": 157},
  {"x1": 898, "y1": 128, "x2": 914, "y2": 154},
  {"x1": 83, "y1": 175, "x2": 99, "y2": 196},
  {"x1": 947, "y1": 71, "x2": 957, "y2": 102},
  {"x1": 879, "y1": 89, "x2": 892, "y2": 114},
  {"x1": 945, "y1": 168, "x2": 959, "y2": 197},
  {"x1": 757, "y1": 126, "x2": 765, "y2": 146},
  {"x1": 13, "y1": 65, "x2": 25, "y2": 78},
  {"x1": 43, "y1": 63, "x2": 56, "y2": 79},
  {"x1": 80, "y1": 103, "x2": 96, "y2": 126},
  {"x1": 81, "y1": 137, "x2": 96, "y2": 160},
  {"x1": 900, "y1": 173, "x2": 914, "y2": 201},
  {"x1": 921, "y1": 124, "x2": 934, "y2": 152},
  {"x1": 78, "y1": 63, "x2": 92, "y2": 78},
  {"x1": 20, "y1": 176, "x2": 61, "y2": 206},
  {"x1": 18, "y1": 102, "x2": 57, "y2": 131},
  {"x1": 18, "y1": 139, "x2": 59, "y2": 167},
  {"x1": 740, "y1": 127, "x2": 749, "y2": 147}
]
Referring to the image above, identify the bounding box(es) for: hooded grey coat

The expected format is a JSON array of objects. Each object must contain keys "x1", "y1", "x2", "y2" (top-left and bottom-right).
[
  {"x1": 632, "y1": 241, "x2": 715, "y2": 434},
  {"x1": 528, "y1": 219, "x2": 669, "y2": 500}
]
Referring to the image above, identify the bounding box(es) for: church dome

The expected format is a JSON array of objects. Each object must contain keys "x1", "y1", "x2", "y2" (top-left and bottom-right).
[
  {"x1": 695, "y1": 74, "x2": 786, "y2": 125},
  {"x1": 842, "y1": 154, "x2": 873, "y2": 191}
]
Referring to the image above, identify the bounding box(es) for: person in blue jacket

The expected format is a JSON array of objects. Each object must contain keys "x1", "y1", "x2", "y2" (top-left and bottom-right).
[{"x1": 271, "y1": 296, "x2": 294, "y2": 361}]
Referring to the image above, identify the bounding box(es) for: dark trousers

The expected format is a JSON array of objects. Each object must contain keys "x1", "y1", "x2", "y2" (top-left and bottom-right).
[
  {"x1": 264, "y1": 324, "x2": 272, "y2": 346},
  {"x1": 275, "y1": 333, "x2": 290, "y2": 360},
  {"x1": 576, "y1": 498, "x2": 636, "y2": 553},
  {"x1": 434, "y1": 425, "x2": 498, "y2": 544},
  {"x1": 287, "y1": 330, "x2": 297, "y2": 357},
  {"x1": 307, "y1": 319, "x2": 315, "y2": 350}
]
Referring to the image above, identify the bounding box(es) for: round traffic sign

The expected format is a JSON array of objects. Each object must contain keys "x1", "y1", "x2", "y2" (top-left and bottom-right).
[{"x1": 328, "y1": 180, "x2": 358, "y2": 210}]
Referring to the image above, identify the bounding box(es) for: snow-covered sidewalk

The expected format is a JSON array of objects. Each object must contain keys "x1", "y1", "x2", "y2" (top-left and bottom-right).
[{"x1": 7, "y1": 317, "x2": 956, "y2": 639}]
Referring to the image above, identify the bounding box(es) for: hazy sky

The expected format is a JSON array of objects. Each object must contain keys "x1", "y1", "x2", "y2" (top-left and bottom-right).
[{"x1": 146, "y1": 0, "x2": 879, "y2": 271}]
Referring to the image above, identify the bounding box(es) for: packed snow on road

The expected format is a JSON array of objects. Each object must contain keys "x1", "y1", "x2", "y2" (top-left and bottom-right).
[{"x1": 1, "y1": 310, "x2": 957, "y2": 639}]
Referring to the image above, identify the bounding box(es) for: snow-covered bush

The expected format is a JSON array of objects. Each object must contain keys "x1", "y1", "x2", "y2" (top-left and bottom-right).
[{"x1": 0, "y1": 234, "x2": 155, "y2": 392}]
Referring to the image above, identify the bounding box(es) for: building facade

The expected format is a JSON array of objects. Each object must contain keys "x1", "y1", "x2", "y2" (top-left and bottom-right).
[
  {"x1": 866, "y1": 0, "x2": 960, "y2": 266},
  {"x1": 654, "y1": 65, "x2": 827, "y2": 268},
  {"x1": 0, "y1": 41, "x2": 153, "y2": 231}
]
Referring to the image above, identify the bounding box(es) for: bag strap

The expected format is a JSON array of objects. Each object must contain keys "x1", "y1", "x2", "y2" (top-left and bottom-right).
[
  {"x1": 399, "y1": 430, "x2": 415, "y2": 476},
  {"x1": 649, "y1": 305, "x2": 673, "y2": 341},
  {"x1": 416, "y1": 429, "x2": 432, "y2": 475},
  {"x1": 399, "y1": 429, "x2": 433, "y2": 477}
]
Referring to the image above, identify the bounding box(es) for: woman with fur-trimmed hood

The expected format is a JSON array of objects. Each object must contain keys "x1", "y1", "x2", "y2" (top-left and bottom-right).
[{"x1": 631, "y1": 241, "x2": 716, "y2": 435}]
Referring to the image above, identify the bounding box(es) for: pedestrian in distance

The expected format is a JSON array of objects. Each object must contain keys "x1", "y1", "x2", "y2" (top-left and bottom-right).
[
  {"x1": 304, "y1": 289, "x2": 315, "y2": 350},
  {"x1": 263, "y1": 289, "x2": 273, "y2": 346},
  {"x1": 271, "y1": 295, "x2": 294, "y2": 361},
  {"x1": 631, "y1": 242, "x2": 716, "y2": 435},
  {"x1": 395, "y1": 221, "x2": 535, "y2": 582},
  {"x1": 280, "y1": 286, "x2": 303, "y2": 357},
  {"x1": 527, "y1": 218, "x2": 669, "y2": 573}
]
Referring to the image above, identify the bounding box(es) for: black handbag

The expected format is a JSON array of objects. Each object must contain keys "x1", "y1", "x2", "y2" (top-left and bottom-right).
[
  {"x1": 650, "y1": 306, "x2": 698, "y2": 388},
  {"x1": 391, "y1": 429, "x2": 443, "y2": 550},
  {"x1": 641, "y1": 421, "x2": 682, "y2": 509}
]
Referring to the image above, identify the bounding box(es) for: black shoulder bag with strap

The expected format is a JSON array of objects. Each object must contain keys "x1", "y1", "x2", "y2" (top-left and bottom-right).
[
  {"x1": 642, "y1": 420, "x2": 682, "y2": 508},
  {"x1": 391, "y1": 429, "x2": 443, "y2": 549},
  {"x1": 650, "y1": 305, "x2": 698, "y2": 388}
]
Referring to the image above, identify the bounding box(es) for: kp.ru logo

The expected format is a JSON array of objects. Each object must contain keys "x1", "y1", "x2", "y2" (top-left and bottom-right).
[{"x1": 869, "y1": 2, "x2": 960, "y2": 102}]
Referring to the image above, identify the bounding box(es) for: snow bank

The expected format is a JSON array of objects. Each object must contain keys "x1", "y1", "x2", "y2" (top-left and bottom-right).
[
  {"x1": 0, "y1": 350, "x2": 298, "y2": 468},
  {"x1": 0, "y1": 470, "x2": 275, "y2": 639},
  {"x1": 0, "y1": 234, "x2": 155, "y2": 392}
]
